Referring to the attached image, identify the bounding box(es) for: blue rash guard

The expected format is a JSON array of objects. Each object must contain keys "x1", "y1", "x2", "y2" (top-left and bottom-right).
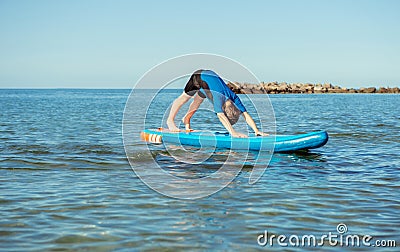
[{"x1": 184, "y1": 70, "x2": 247, "y2": 114}]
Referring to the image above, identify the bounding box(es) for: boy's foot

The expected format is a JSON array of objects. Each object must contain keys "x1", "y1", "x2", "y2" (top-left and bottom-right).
[
  {"x1": 182, "y1": 116, "x2": 191, "y2": 131},
  {"x1": 167, "y1": 121, "x2": 180, "y2": 132}
]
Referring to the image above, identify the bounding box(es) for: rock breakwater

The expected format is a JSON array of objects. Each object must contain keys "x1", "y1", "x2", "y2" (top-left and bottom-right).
[{"x1": 227, "y1": 82, "x2": 399, "y2": 94}]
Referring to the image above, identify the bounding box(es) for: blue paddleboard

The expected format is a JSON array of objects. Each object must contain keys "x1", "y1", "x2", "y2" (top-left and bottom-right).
[{"x1": 141, "y1": 129, "x2": 328, "y2": 152}]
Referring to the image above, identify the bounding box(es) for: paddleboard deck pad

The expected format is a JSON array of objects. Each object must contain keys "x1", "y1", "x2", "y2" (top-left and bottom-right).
[{"x1": 141, "y1": 128, "x2": 328, "y2": 152}]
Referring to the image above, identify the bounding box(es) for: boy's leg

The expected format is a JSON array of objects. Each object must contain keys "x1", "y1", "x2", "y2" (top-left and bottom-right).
[
  {"x1": 167, "y1": 92, "x2": 192, "y2": 131},
  {"x1": 182, "y1": 93, "x2": 204, "y2": 130}
]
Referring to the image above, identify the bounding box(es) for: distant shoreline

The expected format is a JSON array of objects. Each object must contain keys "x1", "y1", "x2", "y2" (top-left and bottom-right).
[
  {"x1": 227, "y1": 82, "x2": 400, "y2": 94},
  {"x1": 0, "y1": 84, "x2": 399, "y2": 93}
]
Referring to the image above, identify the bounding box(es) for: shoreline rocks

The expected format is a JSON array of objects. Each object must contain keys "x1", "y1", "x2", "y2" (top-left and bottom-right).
[{"x1": 226, "y1": 82, "x2": 400, "y2": 94}]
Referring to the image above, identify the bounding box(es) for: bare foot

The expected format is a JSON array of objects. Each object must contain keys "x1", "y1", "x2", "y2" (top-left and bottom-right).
[
  {"x1": 185, "y1": 124, "x2": 193, "y2": 132},
  {"x1": 167, "y1": 120, "x2": 180, "y2": 132},
  {"x1": 182, "y1": 116, "x2": 191, "y2": 131}
]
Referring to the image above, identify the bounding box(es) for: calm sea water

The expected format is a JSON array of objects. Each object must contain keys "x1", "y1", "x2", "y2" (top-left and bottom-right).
[{"x1": 1, "y1": 89, "x2": 399, "y2": 251}]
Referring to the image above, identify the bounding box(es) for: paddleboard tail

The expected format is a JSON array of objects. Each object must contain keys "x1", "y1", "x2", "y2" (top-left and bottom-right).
[{"x1": 140, "y1": 131, "x2": 162, "y2": 144}]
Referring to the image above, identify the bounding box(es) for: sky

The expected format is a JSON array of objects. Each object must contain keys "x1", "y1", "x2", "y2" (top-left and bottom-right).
[{"x1": 0, "y1": 0, "x2": 399, "y2": 88}]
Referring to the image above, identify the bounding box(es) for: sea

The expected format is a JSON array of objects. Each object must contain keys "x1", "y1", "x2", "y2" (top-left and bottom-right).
[{"x1": 0, "y1": 89, "x2": 399, "y2": 251}]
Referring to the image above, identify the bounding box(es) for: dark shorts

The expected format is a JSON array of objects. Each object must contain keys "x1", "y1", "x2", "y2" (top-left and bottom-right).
[{"x1": 184, "y1": 69, "x2": 207, "y2": 98}]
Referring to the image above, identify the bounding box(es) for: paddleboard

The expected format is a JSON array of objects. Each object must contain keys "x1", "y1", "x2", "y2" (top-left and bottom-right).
[{"x1": 141, "y1": 128, "x2": 328, "y2": 152}]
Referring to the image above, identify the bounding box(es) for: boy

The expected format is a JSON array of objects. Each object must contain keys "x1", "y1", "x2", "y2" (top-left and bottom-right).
[{"x1": 167, "y1": 70, "x2": 268, "y2": 138}]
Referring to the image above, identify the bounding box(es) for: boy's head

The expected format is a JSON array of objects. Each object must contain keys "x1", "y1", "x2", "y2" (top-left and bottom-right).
[{"x1": 222, "y1": 99, "x2": 241, "y2": 125}]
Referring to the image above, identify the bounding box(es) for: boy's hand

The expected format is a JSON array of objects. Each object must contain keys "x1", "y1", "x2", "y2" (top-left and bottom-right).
[
  {"x1": 255, "y1": 131, "x2": 269, "y2": 136},
  {"x1": 231, "y1": 131, "x2": 248, "y2": 138}
]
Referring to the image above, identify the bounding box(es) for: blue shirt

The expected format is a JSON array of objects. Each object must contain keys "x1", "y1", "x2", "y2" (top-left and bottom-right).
[{"x1": 199, "y1": 70, "x2": 247, "y2": 114}]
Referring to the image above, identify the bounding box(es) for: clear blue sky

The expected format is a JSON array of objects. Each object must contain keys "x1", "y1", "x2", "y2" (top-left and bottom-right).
[{"x1": 0, "y1": 0, "x2": 399, "y2": 88}]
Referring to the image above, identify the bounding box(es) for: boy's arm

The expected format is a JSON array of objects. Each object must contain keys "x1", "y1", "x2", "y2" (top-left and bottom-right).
[
  {"x1": 217, "y1": 113, "x2": 247, "y2": 138},
  {"x1": 242, "y1": 112, "x2": 269, "y2": 136}
]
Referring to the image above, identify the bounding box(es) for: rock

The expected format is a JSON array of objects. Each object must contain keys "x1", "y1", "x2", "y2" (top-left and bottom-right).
[
  {"x1": 299, "y1": 85, "x2": 308, "y2": 93},
  {"x1": 378, "y1": 87, "x2": 388, "y2": 93},
  {"x1": 314, "y1": 85, "x2": 324, "y2": 93},
  {"x1": 240, "y1": 88, "x2": 253, "y2": 94},
  {"x1": 360, "y1": 87, "x2": 376, "y2": 93},
  {"x1": 287, "y1": 83, "x2": 300, "y2": 93},
  {"x1": 265, "y1": 83, "x2": 278, "y2": 93},
  {"x1": 227, "y1": 82, "x2": 242, "y2": 93},
  {"x1": 277, "y1": 83, "x2": 288, "y2": 92},
  {"x1": 261, "y1": 83, "x2": 269, "y2": 89},
  {"x1": 252, "y1": 89, "x2": 265, "y2": 94},
  {"x1": 327, "y1": 88, "x2": 340, "y2": 93},
  {"x1": 297, "y1": 84, "x2": 313, "y2": 93}
]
